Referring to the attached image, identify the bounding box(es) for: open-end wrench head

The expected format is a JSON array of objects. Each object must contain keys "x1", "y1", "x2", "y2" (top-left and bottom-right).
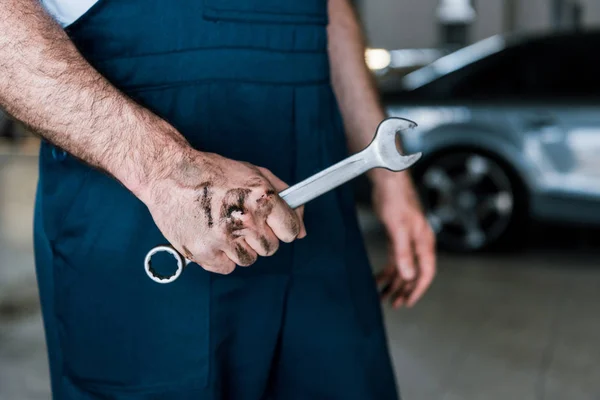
[{"x1": 370, "y1": 117, "x2": 422, "y2": 172}]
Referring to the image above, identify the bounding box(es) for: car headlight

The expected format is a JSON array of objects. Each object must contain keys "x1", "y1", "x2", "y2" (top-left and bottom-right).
[{"x1": 365, "y1": 48, "x2": 391, "y2": 72}]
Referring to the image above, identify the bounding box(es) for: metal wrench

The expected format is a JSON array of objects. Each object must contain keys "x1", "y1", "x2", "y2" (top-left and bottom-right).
[{"x1": 144, "y1": 117, "x2": 421, "y2": 284}]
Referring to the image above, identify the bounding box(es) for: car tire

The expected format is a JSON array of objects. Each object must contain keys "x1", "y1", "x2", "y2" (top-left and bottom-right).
[{"x1": 413, "y1": 149, "x2": 528, "y2": 253}]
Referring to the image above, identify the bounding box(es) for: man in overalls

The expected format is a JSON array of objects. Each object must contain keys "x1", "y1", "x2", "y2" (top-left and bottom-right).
[{"x1": 0, "y1": 0, "x2": 436, "y2": 398}]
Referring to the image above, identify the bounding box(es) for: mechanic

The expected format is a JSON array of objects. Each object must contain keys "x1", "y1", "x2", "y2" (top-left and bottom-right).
[{"x1": 0, "y1": 0, "x2": 436, "y2": 398}]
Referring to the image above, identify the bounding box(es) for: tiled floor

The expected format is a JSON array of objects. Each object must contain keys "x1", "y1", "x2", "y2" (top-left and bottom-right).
[{"x1": 1, "y1": 150, "x2": 599, "y2": 400}]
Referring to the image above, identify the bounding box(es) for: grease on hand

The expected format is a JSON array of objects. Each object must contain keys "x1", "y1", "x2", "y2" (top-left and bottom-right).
[
  {"x1": 220, "y1": 188, "x2": 251, "y2": 237},
  {"x1": 234, "y1": 242, "x2": 255, "y2": 265},
  {"x1": 286, "y1": 212, "x2": 301, "y2": 237},
  {"x1": 200, "y1": 184, "x2": 214, "y2": 228},
  {"x1": 220, "y1": 188, "x2": 250, "y2": 219},
  {"x1": 182, "y1": 245, "x2": 194, "y2": 260},
  {"x1": 259, "y1": 235, "x2": 272, "y2": 254}
]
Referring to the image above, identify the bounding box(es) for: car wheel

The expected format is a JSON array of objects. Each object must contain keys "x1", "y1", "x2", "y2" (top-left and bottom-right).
[{"x1": 415, "y1": 151, "x2": 526, "y2": 252}]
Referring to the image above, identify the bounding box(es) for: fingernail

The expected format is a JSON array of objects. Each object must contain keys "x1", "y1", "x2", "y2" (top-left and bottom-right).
[{"x1": 400, "y1": 264, "x2": 415, "y2": 280}]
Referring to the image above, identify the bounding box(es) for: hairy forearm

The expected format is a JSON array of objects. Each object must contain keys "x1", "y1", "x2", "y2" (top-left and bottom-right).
[
  {"x1": 0, "y1": 0, "x2": 189, "y2": 198},
  {"x1": 327, "y1": 0, "x2": 384, "y2": 150},
  {"x1": 327, "y1": 0, "x2": 410, "y2": 184}
]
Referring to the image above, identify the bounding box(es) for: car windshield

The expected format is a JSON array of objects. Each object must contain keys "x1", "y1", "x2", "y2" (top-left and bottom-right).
[{"x1": 402, "y1": 35, "x2": 506, "y2": 90}]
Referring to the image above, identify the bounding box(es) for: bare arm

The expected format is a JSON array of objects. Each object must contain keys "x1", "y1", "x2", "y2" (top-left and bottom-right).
[
  {"x1": 0, "y1": 0, "x2": 304, "y2": 273},
  {"x1": 0, "y1": 0, "x2": 187, "y2": 197},
  {"x1": 326, "y1": 0, "x2": 400, "y2": 184},
  {"x1": 327, "y1": 0, "x2": 436, "y2": 307},
  {"x1": 327, "y1": 0, "x2": 382, "y2": 144}
]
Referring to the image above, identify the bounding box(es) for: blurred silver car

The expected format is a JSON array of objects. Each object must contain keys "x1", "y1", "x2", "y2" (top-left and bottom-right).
[{"x1": 382, "y1": 30, "x2": 600, "y2": 252}]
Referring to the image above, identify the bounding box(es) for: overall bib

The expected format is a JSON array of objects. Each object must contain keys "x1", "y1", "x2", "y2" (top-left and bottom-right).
[{"x1": 34, "y1": 1, "x2": 399, "y2": 398}]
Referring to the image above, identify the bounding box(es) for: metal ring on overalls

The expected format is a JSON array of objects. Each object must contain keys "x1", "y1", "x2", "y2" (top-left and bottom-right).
[{"x1": 144, "y1": 245, "x2": 189, "y2": 284}]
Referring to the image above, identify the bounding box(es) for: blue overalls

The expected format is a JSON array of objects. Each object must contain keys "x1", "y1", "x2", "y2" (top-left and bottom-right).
[{"x1": 34, "y1": 1, "x2": 399, "y2": 398}]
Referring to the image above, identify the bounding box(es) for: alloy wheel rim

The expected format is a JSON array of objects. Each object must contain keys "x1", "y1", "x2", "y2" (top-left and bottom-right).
[{"x1": 420, "y1": 153, "x2": 514, "y2": 250}]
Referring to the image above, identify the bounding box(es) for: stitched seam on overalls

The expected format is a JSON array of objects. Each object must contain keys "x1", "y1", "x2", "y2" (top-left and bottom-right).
[
  {"x1": 122, "y1": 78, "x2": 331, "y2": 94},
  {"x1": 46, "y1": 247, "x2": 66, "y2": 400},
  {"x1": 88, "y1": 46, "x2": 327, "y2": 64},
  {"x1": 204, "y1": 5, "x2": 323, "y2": 17},
  {"x1": 68, "y1": 374, "x2": 208, "y2": 393}
]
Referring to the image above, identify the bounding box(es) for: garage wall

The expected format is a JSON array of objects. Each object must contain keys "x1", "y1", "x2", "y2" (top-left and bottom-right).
[
  {"x1": 360, "y1": 0, "x2": 439, "y2": 49},
  {"x1": 514, "y1": 0, "x2": 551, "y2": 33},
  {"x1": 581, "y1": 0, "x2": 600, "y2": 25},
  {"x1": 472, "y1": 1, "x2": 505, "y2": 44},
  {"x1": 359, "y1": 0, "x2": 600, "y2": 49}
]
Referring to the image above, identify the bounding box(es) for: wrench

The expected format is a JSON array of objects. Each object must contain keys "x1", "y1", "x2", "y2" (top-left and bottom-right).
[{"x1": 144, "y1": 117, "x2": 421, "y2": 284}]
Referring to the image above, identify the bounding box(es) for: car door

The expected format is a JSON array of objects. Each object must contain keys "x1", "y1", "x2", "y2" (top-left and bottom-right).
[{"x1": 519, "y1": 34, "x2": 600, "y2": 201}]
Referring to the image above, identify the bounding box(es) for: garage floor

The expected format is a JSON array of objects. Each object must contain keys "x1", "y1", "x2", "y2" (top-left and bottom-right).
[{"x1": 1, "y1": 148, "x2": 600, "y2": 400}]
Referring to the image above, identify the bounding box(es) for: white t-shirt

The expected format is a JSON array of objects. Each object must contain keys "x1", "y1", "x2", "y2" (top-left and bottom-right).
[{"x1": 41, "y1": 0, "x2": 98, "y2": 27}]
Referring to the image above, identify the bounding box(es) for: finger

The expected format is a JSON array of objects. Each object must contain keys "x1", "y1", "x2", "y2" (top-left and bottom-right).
[
  {"x1": 405, "y1": 264, "x2": 434, "y2": 307},
  {"x1": 390, "y1": 226, "x2": 417, "y2": 281},
  {"x1": 257, "y1": 167, "x2": 287, "y2": 192},
  {"x1": 294, "y1": 205, "x2": 307, "y2": 239},
  {"x1": 406, "y1": 229, "x2": 436, "y2": 307},
  {"x1": 375, "y1": 263, "x2": 396, "y2": 286},
  {"x1": 389, "y1": 276, "x2": 416, "y2": 309},
  {"x1": 244, "y1": 223, "x2": 279, "y2": 257},
  {"x1": 381, "y1": 274, "x2": 403, "y2": 303},
  {"x1": 376, "y1": 255, "x2": 398, "y2": 300},
  {"x1": 265, "y1": 197, "x2": 302, "y2": 243},
  {"x1": 393, "y1": 281, "x2": 415, "y2": 308},
  {"x1": 202, "y1": 251, "x2": 236, "y2": 275},
  {"x1": 375, "y1": 268, "x2": 394, "y2": 286},
  {"x1": 223, "y1": 239, "x2": 258, "y2": 267},
  {"x1": 259, "y1": 168, "x2": 307, "y2": 239},
  {"x1": 390, "y1": 284, "x2": 407, "y2": 309}
]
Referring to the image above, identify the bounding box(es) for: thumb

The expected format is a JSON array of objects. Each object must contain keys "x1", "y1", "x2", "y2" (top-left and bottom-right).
[
  {"x1": 259, "y1": 167, "x2": 307, "y2": 238},
  {"x1": 390, "y1": 226, "x2": 416, "y2": 281}
]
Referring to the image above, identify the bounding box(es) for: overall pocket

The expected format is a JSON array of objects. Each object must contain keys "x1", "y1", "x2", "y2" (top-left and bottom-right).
[
  {"x1": 39, "y1": 143, "x2": 93, "y2": 244},
  {"x1": 46, "y1": 158, "x2": 211, "y2": 392},
  {"x1": 203, "y1": 0, "x2": 328, "y2": 25}
]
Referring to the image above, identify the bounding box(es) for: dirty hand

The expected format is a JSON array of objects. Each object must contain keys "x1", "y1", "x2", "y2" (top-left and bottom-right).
[
  {"x1": 372, "y1": 172, "x2": 436, "y2": 308},
  {"x1": 140, "y1": 149, "x2": 306, "y2": 274}
]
